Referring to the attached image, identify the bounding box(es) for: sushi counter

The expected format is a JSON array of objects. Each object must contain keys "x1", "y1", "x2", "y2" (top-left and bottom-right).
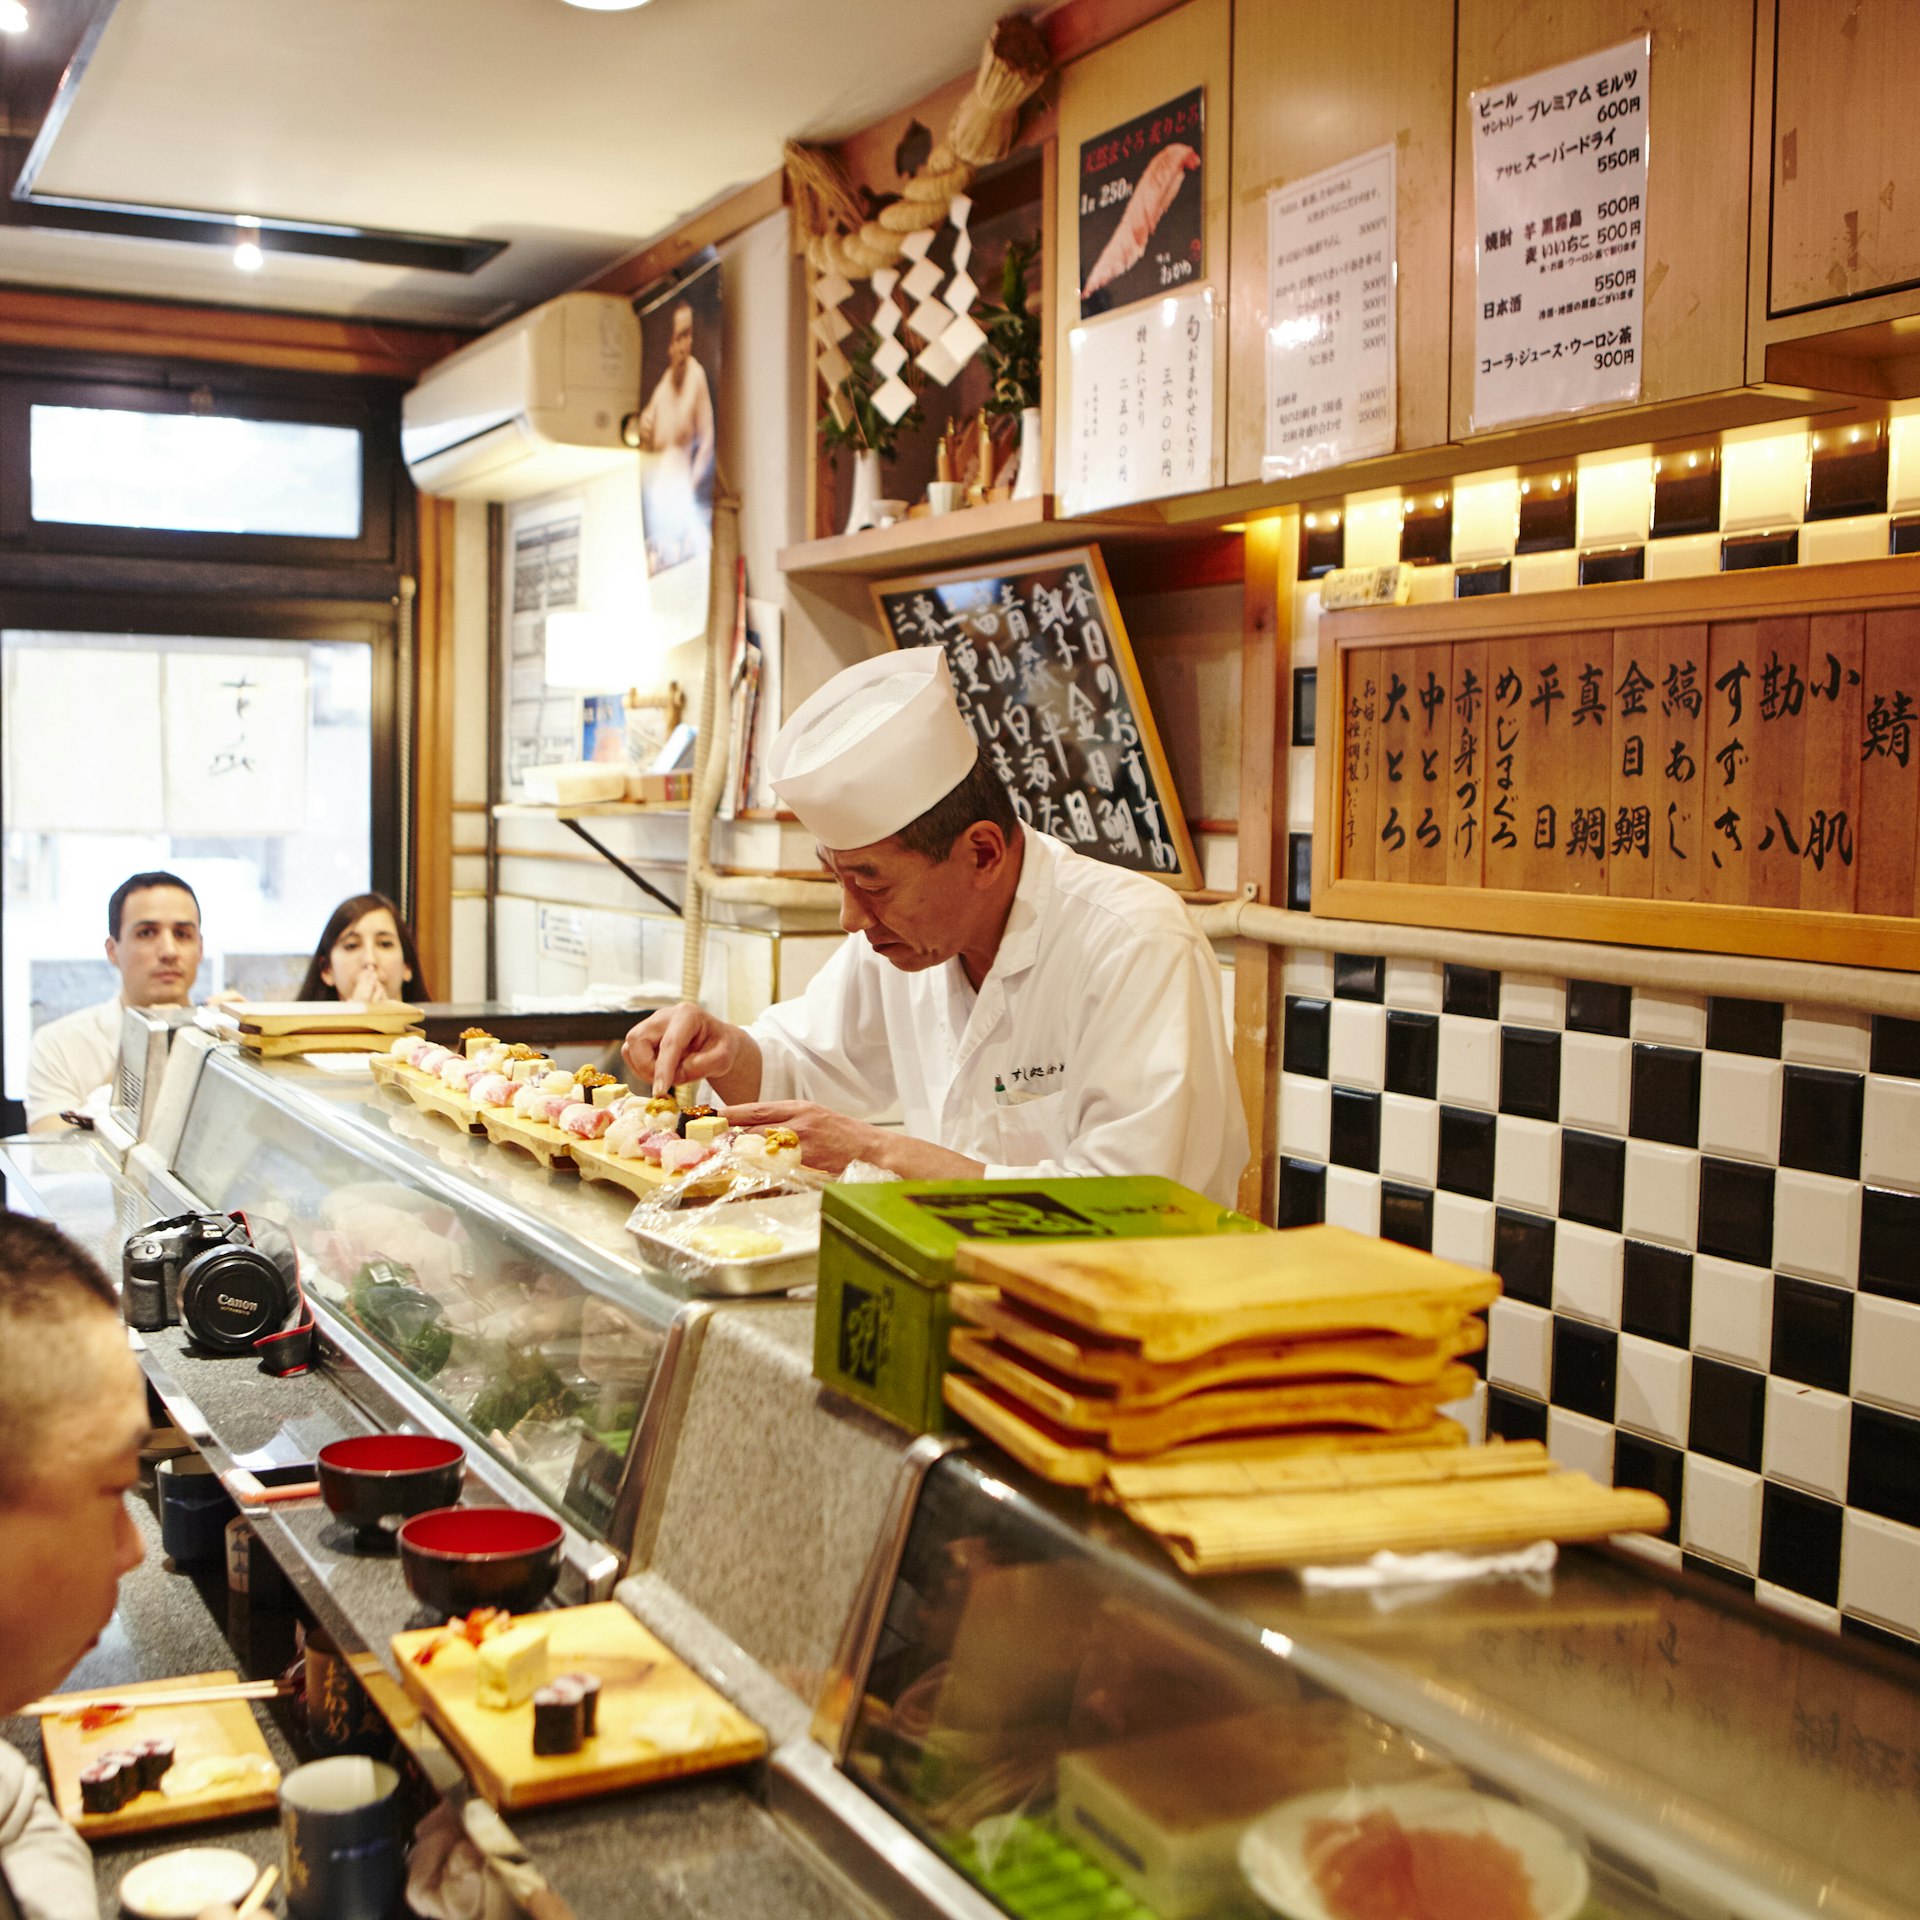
[{"x1": 4, "y1": 1037, "x2": 1920, "y2": 1920}]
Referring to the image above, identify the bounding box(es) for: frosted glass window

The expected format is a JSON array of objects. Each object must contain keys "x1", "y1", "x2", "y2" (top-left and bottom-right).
[{"x1": 29, "y1": 405, "x2": 362, "y2": 537}]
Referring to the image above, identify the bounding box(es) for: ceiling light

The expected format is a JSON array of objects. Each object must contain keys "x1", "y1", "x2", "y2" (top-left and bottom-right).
[
  {"x1": 0, "y1": 4, "x2": 29, "y2": 34},
  {"x1": 234, "y1": 232, "x2": 263, "y2": 272},
  {"x1": 561, "y1": 0, "x2": 651, "y2": 9}
]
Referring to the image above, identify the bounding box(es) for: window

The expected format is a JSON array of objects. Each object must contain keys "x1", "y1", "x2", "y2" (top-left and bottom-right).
[{"x1": 29, "y1": 406, "x2": 363, "y2": 538}]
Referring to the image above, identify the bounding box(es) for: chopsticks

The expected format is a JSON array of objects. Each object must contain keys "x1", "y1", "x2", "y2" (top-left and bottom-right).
[
  {"x1": 18, "y1": 1678, "x2": 286, "y2": 1718},
  {"x1": 237, "y1": 1863, "x2": 279, "y2": 1916}
]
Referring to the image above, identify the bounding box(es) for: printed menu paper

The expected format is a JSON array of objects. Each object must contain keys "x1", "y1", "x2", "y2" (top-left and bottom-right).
[
  {"x1": 1264, "y1": 146, "x2": 1397, "y2": 479},
  {"x1": 1062, "y1": 289, "x2": 1216, "y2": 517},
  {"x1": 1470, "y1": 37, "x2": 1650, "y2": 429}
]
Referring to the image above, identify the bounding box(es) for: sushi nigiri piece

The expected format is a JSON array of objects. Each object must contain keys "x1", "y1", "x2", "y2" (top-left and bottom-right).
[
  {"x1": 591, "y1": 1081, "x2": 628, "y2": 1110},
  {"x1": 539, "y1": 1094, "x2": 575, "y2": 1126},
  {"x1": 511, "y1": 1082, "x2": 547, "y2": 1117},
  {"x1": 1081, "y1": 143, "x2": 1200, "y2": 299},
  {"x1": 439, "y1": 1056, "x2": 483, "y2": 1091},
  {"x1": 685, "y1": 1115, "x2": 728, "y2": 1145},
  {"x1": 508, "y1": 1057, "x2": 548, "y2": 1083},
  {"x1": 558, "y1": 1102, "x2": 613, "y2": 1139},
  {"x1": 636, "y1": 1130, "x2": 671, "y2": 1166},
  {"x1": 471, "y1": 1072, "x2": 516, "y2": 1107},
  {"x1": 389, "y1": 1034, "x2": 421, "y2": 1060},
  {"x1": 541, "y1": 1070, "x2": 575, "y2": 1096},
  {"x1": 660, "y1": 1136, "x2": 713, "y2": 1174},
  {"x1": 604, "y1": 1109, "x2": 652, "y2": 1159},
  {"x1": 461, "y1": 1028, "x2": 498, "y2": 1059}
]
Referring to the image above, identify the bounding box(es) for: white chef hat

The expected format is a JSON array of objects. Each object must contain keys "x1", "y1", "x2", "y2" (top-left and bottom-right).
[{"x1": 768, "y1": 647, "x2": 979, "y2": 850}]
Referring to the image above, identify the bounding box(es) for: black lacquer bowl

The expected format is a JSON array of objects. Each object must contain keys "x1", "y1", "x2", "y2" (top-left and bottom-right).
[
  {"x1": 396, "y1": 1506, "x2": 564, "y2": 1616},
  {"x1": 318, "y1": 1434, "x2": 467, "y2": 1540}
]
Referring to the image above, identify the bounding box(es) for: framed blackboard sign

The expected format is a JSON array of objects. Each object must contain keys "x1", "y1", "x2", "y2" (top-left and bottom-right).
[{"x1": 871, "y1": 546, "x2": 1199, "y2": 889}]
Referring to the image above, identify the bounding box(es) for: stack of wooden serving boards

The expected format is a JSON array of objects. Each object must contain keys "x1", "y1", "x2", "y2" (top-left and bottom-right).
[
  {"x1": 218, "y1": 1001, "x2": 423, "y2": 1058},
  {"x1": 942, "y1": 1224, "x2": 1668, "y2": 1574}
]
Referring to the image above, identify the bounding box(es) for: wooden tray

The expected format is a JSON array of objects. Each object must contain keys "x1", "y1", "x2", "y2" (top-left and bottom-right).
[
  {"x1": 368, "y1": 1051, "x2": 405, "y2": 1087},
  {"x1": 234, "y1": 1001, "x2": 423, "y2": 1036},
  {"x1": 942, "y1": 1373, "x2": 1467, "y2": 1492},
  {"x1": 951, "y1": 1283, "x2": 1484, "y2": 1400},
  {"x1": 403, "y1": 1074, "x2": 488, "y2": 1134},
  {"x1": 951, "y1": 1330, "x2": 1476, "y2": 1454},
  {"x1": 392, "y1": 1603, "x2": 765, "y2": 1810},
  {"x1": 478, "y1": 1107, "x2": 579, "y2": 1170},
  {"x1": 239, "y1": 1031, "x2": 387, "y2": 1057},
  {"x1": 954, "y1": 1225, "x2": 1501, "y2": 1361},
  {"x1": 571, "y1": 1137, "x2": 671, "y2": 1198},
  {"x1": 42, "y1": 1671, "x2": 279, "y2": 1838},
  {"x1": 1104, "y1": 1438, "x2": 1551, "y2": 1504}
]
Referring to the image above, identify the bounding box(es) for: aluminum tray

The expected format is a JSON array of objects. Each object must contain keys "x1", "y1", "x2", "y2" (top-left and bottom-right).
[{"x1": 625, "y1": 1192, "x2": 821, "y2": 1297}]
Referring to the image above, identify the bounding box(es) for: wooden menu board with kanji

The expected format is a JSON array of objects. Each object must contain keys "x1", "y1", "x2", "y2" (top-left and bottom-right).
[
  {"x1": 873, "y1": 547, "x2": 1200, "y2": 888},
  {"x1": 1314, "y1": 558, "x2": 1920, "y2": 970}
]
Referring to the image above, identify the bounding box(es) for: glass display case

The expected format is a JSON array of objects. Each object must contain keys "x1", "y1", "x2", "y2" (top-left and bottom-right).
[
  {"x1": 828, "y1": 1453, "x2": 1918, "y2": 1920},
  {"x1": 168, "y1": 1048, "x2": 685, "y2": 1544}
]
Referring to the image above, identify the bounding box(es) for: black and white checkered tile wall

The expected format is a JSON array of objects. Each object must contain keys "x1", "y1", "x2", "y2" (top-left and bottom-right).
[{"x1": 1273, "y1": 950, "x2": 1920, "y2": 1655}]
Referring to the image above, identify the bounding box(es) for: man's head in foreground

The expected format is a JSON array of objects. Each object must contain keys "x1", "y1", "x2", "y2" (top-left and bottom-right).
[
  {"x1": 0, "y1": 1213, "x2": 147, "y2": 1714},
  {"x1": 106, "y1": 870, "x2": 203, "y2": 1008}
]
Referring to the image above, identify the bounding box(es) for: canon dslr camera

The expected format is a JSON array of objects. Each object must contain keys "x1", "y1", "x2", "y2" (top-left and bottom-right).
[{"x1": 122, "y1": 1210, "x2": 308, "y2": 1368}]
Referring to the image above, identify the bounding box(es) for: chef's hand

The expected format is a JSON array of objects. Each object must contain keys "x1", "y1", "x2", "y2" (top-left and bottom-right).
[
  {"x1": 723, "y1": 1102, "x2": 985, "y2": 1180},
  {"x1": 623, "y1": 1002, "x2": 762, "y2": 1101}
]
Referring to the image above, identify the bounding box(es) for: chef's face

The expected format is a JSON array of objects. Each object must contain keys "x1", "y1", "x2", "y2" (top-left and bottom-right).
[
  {"x1": 822, "y1": 827, "x2": 1005, "y2": 971},
  {"x1": 0, "y1": 1312, "x2": 147, "y2": 1714},
  {"x1": 107, "y1": 885, "x2": 203, "y2": 1007}
]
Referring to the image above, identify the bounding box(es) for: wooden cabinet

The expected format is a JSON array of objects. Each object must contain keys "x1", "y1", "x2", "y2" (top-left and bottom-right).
[
  {"x1": 1227, "y1": 0, "x2": 1455, "y2": 485},
  {"x1": 1770, "y1": 0, "x2": 1920, "y2": 314},
  {"x1": 1450, "y1": 0, "x2": 1757, "y2": 439}
]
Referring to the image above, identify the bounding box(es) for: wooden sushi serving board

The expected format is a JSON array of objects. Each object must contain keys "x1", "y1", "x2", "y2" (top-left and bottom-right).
[
  {"x1": 951, "y1": 1283, "x2": 1483, "y2": 1399},
  {"x1": 392, "y1": 1603, "x2": 765, "y2": 1810},
  {"x1": 42, "y1": 1671, "x2": 280, "y2": 1838},
  {"x1": 234, "y1": 1001, "x2": 422, "y2": 1036},
  {"x1": 477, "y1": 1106, "x2": 578, "y2": 1170},
  {"x1": 402, "y1": 1074, "x2": 488, "y2": 1134},
  {"x1": 571, "y1": 1137, "x2": 671, "y2": 1198},
  {"x1": 953, "y1": 1225, "x2": 1500, "y2": 1359},
  {"x1": 240, "y1": 1030, "x2": 387, "y2": 1057}
]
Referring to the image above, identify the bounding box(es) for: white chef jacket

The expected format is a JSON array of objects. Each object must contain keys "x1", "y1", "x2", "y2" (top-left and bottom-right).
[
  {"x1": 24, "y1": 993, "x2": 123, "y2": 1128},
  {"x1": 751, "y1": 826, "x2": 1249, "y2": 1205}
]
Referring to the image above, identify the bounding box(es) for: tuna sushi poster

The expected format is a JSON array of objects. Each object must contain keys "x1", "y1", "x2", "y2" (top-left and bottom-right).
[{"x1": 1077, "y1": 87, "x2": 1205, "y2": 319}]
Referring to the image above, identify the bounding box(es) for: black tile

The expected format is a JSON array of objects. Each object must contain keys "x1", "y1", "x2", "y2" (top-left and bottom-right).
[
  {"x1": 1705, "y1": 996, "x2": 1784, "y2": 1058},
  {"x1": 1334, "y1": 953, "x2": 1384, "y2": 1002},
  {"x1": 1629, "y1": 1044, "x2": 1701, "y2": 1147},
  {"x1": 1437, "y1": 1106, "x2": 1496, "y2": 1200},
  {"x1": 1697, "y1": 1157, "x2": 1776, "y2": 1269},
  {"x1": 1651, "y1": 441, "x2": 1720, "y2": 539},
  {"x1": 1871, "y1": 1014, "x2": 1920, "y2": 1080},
  {"x1": 1517, "y1": 464, "x2": 1576, "y2": 552},
  {"x1": 1722, "y1": 530, "x2": 1799, "y2": 571},
  {"x1": 1400, "y1": 490, "x2": 1452, "y2": 566},
  {"x1": 1300, "y1": 505, "x2": 1344, "y2": 578},
  {"x1": 1287, "y1": 833, "x2": 1314, "y2": 911},
  {"x1": 1454, "y1": 561, "x2": 1512, "y2": 598},
  {"x1": 1892, "y1": 517, "x2": 1920, "y2": 560},
  {"x1": 1683, "y1": 1552, "x2": 1755, "y2": 1595},
  {"x1": 1500, "y1": 1027, "x2": 1561, "y2": 1122},
  {"x1": 1291, "y1": 668, "x2": 1318, "y2": 746},
  {"x1": 1277, "y1": 1157, "x2": 1326, "y2": 1229},
  {"x1": 1282, "y1": 997, "x2": 1330, "y2": 1079},
  {"x1": 1860, "y1": 1186, "x2": 1920, "y2": 1306},
  {"x1": 1779, "y1": 1066, "x2": 1865, "y2": 1180},
  {"x1": 1493, "y1": 1207, "x2": 1556, "y2": 1308},
  {"x1": 1487, "y1": 1386, "x2": 1548, "y2": 1445},
  {"x1": 1560, "y1": 1129, "x2": 1627, "y2": 1232},
  {"x1": 1807, "y1": 421, "x2": 1888, "y2": 522},
  {"x1": 1578, "y1": 545, "x2": 1645, "y2": 585},
  {"x1": 1759, "y1": 1483, "x2": 1844, "y2": 1605},
  {"x1": 1551, "y1": 1318, "x2": 1618, "y2": 1421},
  {"x1": 1770, "y1": 1275, "x2": 1855, "y2": 1394},
  {"x1": 1841, "y1": 1615, "x2": 1920, "y2": 1658},
  {"x1": 1329, "y1": 1087, "x2": 1381, "y2": 1172},
  {"x1": 1385, "y1": 1012, "x2": 1438, "y2": 1101},
  {"x1": 1380, "y1": 1182, "x2": 1434, "y2": 1252},
  {"x1": 1622, "y1": 1240, "x2": 1693, "y2": 1347},
  {"x1": 1848, "y1": 1404, "x2": 1920, "y2": 1529},
  {"x1": 1443, "y1": 965, "x2": 1500, "y2": 1020},
  {"x1": 1565, "y1": 979, "x2": 1632, "y2": 1036},
  {"x1": 1613, "y1": 1433, "x2": 1683, "y2": 1542},
  {"x1": 1689, "y1": 1357, "x2": 1767, "y2": 1471}
]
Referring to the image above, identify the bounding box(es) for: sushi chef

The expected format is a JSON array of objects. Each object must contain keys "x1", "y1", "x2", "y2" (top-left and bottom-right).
[{"x1": 624, "y1": 648, "x2": 1249, "y2": 1206}]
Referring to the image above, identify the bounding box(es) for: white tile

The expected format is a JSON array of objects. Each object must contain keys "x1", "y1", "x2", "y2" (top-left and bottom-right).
[
  {"x1": 1772, "y1": 1170, "x2": 1861, "y2": 1287},
  {"x1": 1547, "y1": 1406, "x2": 1615, "y2": 1482},
  {"x1": 1762, "y1": 1379, "x2": 1852, "y2": 1500},
  {"x1": 1691, "y1": 1257, "x2": 1774, "y2": 1367},
  {"x1": 1559, "y1": 1033, "x2": 1631, "y2": 1135},
  {"x1": 1618, "y1": 1334, "x2": 1691, "y2": 1446},
  {"x1": 1612, "y1": 1533, "x2": 1682, "y2": 1569},
  {"x1": 1699, "y1": 1052, "x2": 1784, "y2": 1165},
  {"x1": 1682, "y1": 1455, "x2": 1763, "y2": 1571},
  {"x1": 1494, "y1": 1115, "x2": 1561, "y2": 1213},
  {"x1": 1278, "y1": 1073, "x2": 1332, "y2": 1160},
  {"x1": 1575, "y1": 447, "x2": 1653, "y2": 547},
  {"x1": 1862, "y1": 1073, "x2": 1920, "y2": 1194},
  {"x1": 1451, "y1": 468, "x2": 1520, "y2": 562},
  {"x1": 1324, "y1": 1166, "x2": 1381, "y2": 1237},
  {"x1": 1643, "y1": 531, "x2": 1720, "y2": 581},
  {"x1": 1630, "y1": 990, "x2": 1707, "y2": 1049},
  {"x1": 1432, "y1": 1192, "x2": 1496, "y2": 1269},
  {"x1": 1852, "y1": 1294, "x2": 1920, "y2": 1418},
  {"x1": 1501, "y1": 974, "x2": 1566, "y2": 1030},
  {"x1": 1783, "y1": 1004, "x2": 1871, "y2": 1071},
  {"x1": 1622, "y1": 1141, "x2": 1700, "y2": 1250},
  {"x1": 1890, "y1": 404, "x2": 1920, "y2": 514},
  {"x1": 1343, "y1": 489, "x2": 1403, "y2": 568},
  {"x1": 1553, "y1": 1221, "x2": 1624, "y2": 1326},
  {"x1": 1287, "y1": 746, "x2": 1317, "y2": 828},
  {"x1": 1407, "y1": 564, "x2": 1454, "y2": 604},
  {"x1": 1384, "y1": 958, "x2": 1443, "y2": 1013},
  {"x1": 1379, "y1": 1093, "x2": 1440, "y2": 1188},
  {"x1": 1800, "y1": 515, "x2": 1889, "y2": 567},
  {"x1": 1437, "y1": 1015, "x2": 1500, "y2": 1110},
  {"x1": 1841, "y1": 1511, "x2": 1920, "y2": 1637},
  {"x1": 1512, "y1": 550, "x2": 1578, "y2": 593},
  {"x1": 1720, "y1": 424, "x2": 1809, "y2": 532},
  {"x1": 1487, "y1": 1299, "x2": 1552, "y2": 1396},
  {"x1": 1329, "y1": 1000, "x2": 1387, "y2": 1092},
  {"x1": 1283, "y1": 950, "x2": 1334, "y2": 998},
  {"x1": 1440, "y1": 1380, "x2": 1486, "y2": 1443},
  {"x1": 1754, "y1": 1582, "x2": 1842, "y2": 1634}
]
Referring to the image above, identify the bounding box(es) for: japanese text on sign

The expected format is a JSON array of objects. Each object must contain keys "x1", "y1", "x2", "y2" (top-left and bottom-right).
[
  {"x1": 1264, "y1": 145, "x2": 1397, "y2": 479},
  {"x1": 1063, "y1": 288, "x2": 1216, "y2": 517},
  {"x1": 1471, "y1": 36, "x2": 1650, "y2": 428}
]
